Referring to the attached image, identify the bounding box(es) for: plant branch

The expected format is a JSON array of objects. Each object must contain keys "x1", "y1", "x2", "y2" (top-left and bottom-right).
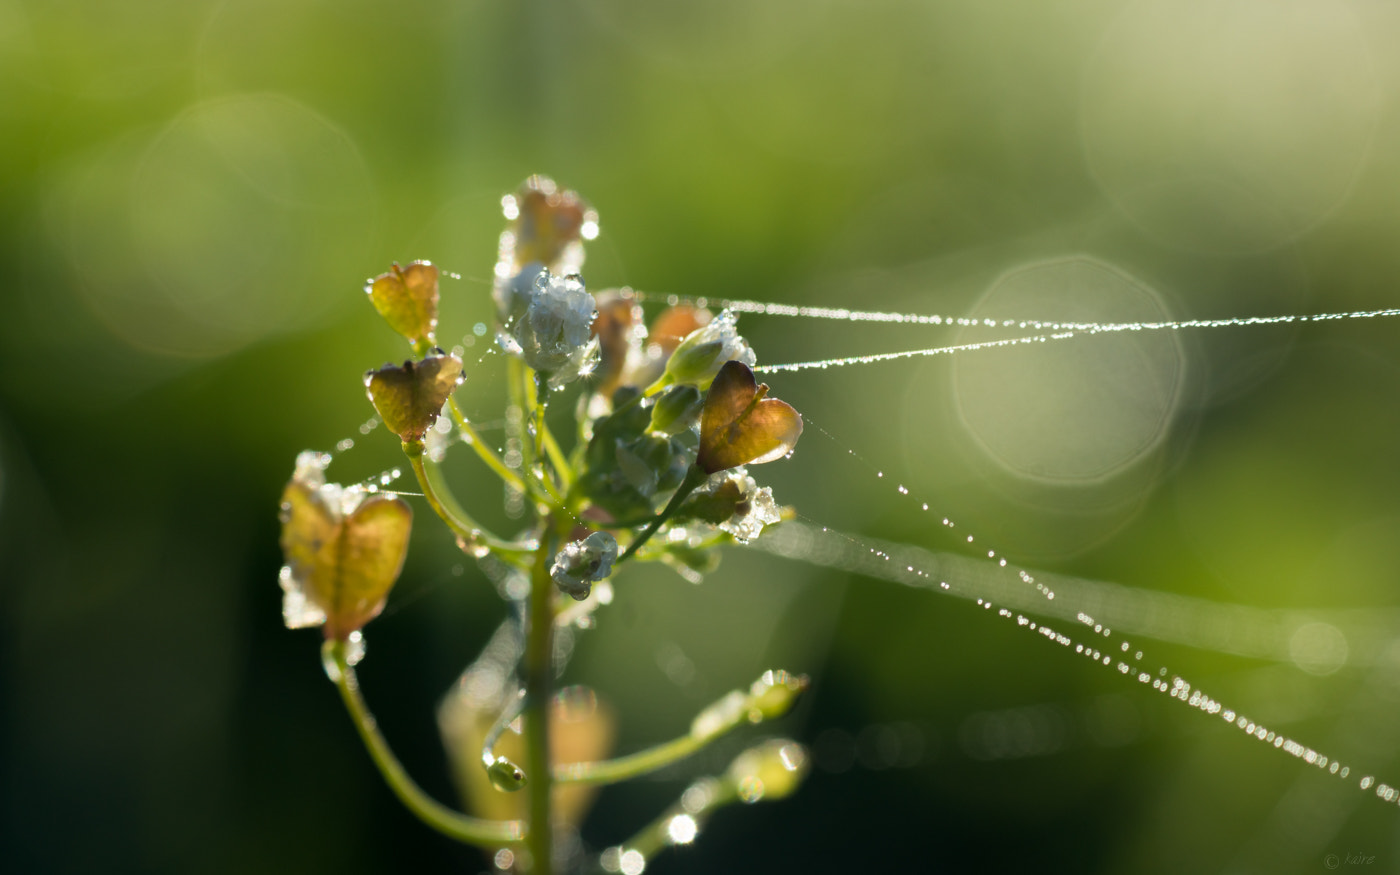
[
  {"x1": 555, "y1": 671, "x2": 801, "y2": 786},
  {"x1": 447, "y1": 397, "x2": 528, "y2": 494},
  {"x1": 402, "y1": 442, "x2": 533, "y2": 560},
  {"x1": 522, "y1": 522, "x2": 563, "y2": 874},
  {"x1": 616, "y1": 464, "x2": 708, "y2": 564},
  {"x1": 322, "y1": 639, "x2": 524, "y2": 848}
]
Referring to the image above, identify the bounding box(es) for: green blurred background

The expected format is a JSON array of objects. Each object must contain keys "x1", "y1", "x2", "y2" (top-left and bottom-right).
[{"x1": 5, "y1": 1, "x2": 1400, "y2": 872}]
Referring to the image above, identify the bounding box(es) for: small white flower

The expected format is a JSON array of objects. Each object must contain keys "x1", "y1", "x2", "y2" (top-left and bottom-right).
[
  {"x1": 664, "y1": 309, "x2": 756, "y2": 388},
  {"x1": 550, "y1": 531, "x2": 619, "y2": 601},
  {"x1": 508, "y1": 270, "x2": 599, "y2": 380}
]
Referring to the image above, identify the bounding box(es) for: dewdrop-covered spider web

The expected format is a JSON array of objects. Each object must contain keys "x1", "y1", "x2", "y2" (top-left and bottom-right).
[{"x1": 618, "y1": 275, "x2": 1400, "y2": 833}]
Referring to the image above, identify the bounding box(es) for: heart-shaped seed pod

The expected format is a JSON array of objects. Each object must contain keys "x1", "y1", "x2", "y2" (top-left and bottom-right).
[
  {"x1": 279, "y1": 465, "x2": 413, "y2": 642},
  {"x1": 364, "y1": 350, "x2": 464, "y2": 443},
  {"x1": 696, "y1": 361, "x2": 803, "y2": 474},
  {"x1": 366, "y1": 261, "x2": 439, "y2": 344}
]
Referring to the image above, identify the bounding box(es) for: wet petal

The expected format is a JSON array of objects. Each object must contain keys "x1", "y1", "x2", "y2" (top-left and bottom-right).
[
  {"x1": 507, "y1": 271, "x2": 598, "y2": 380},
  {"x1": 551, "y1": 531, "x2": 619, "y2": 601}
]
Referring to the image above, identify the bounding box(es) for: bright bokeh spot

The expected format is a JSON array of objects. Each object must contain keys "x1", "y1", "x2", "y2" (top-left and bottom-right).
[{"x1": 666, "y1": 814, "x2": 698, "y2": 845}]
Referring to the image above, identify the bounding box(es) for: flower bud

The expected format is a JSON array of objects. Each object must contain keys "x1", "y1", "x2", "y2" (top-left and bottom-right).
[
  {"x1": 366, "y1": 261, "x2": 438, "y2": 344},
  {"x1": 697, "y1": 361, "x2": 803, "y2": 474},
  {"x1": 364, "y1": 350, "x2": 464, "y2": 443},
  {"x1": 551, "y1": 531, "x2": 619, "y2": 601},
  {"x1": 725, "y1": 739, "x2": 809, "y2": 804},
  {"x1": 665, "y1": 309, "x2": 755, "y2": 388},
  {"x1": 648, "y1": 385, "x2": 703, "y2": 435},
  {"x1": 747, "y1": 670, "x2": 809, "y2": 721},
  {"x1": 278, "y1": 451, "x2": 413, "y2": 641}
]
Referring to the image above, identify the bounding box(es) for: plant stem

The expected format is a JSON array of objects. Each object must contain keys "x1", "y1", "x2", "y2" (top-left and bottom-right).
[
  {"x1": 554, "y1": 734, "x2": 708, "y2": 787},
  {"x1": 527, "y1": 372, "x2": 547, "y2": 470},
  {"x1": 591, "y1": 779, "x2": 737, "y2": 873},
  {"x1": 526, "y1": 373, "x2": 574, "y2": 499},
  {"x1": 555, "y1": 671, "x2": 797, "y2": 786},
  {"x1": 402, "y1": 442, "x2": 533, "y2": 560},
  {"x1": 632, "y1": 782, "x2": 738, "y2": 861},
  {"x1": 617, "y1": 464, "x2": 708, "y2": 564},
  {"x1": 448, "y1": 397, "x2": 528, "y2": 494},
  {"x1": 523, "y1": 526, "x2": 560, "y2": 874},
  {"x1": 322, "y1": 639, "x2": 525, "y2": 848}
]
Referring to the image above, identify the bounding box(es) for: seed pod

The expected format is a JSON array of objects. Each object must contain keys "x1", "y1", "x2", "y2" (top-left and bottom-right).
[
  {"x1": 696, "y1": 361, "x2": 803, "y2": 474},
  {"x1": 366, "y1": 261, "x2": 439, "y2": 344},
  {"x1": 364, "y1": 350, "x2": 464, "y2": 443},
  {"x1": 725, "y1": 739, "x2": 809, "y2": 804},
  {"x1": 278, "y1": 453, "x2": 413, "y2": 641}
]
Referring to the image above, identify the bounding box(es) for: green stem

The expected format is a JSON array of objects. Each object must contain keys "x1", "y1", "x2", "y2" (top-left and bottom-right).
[
  {"x1": 527, "y1": 373, "x2": 547, "y2": 472},
  {"x1": 541, "y1": 428, "x2": 573, "y2": 493},
  {"x1": 523, "y1": 523, "x2": 563, "y2": 874},
  {"x1": 402, "y1": 442, "x2": 533, "y2": 560},
  {"x1": 555, "y1": 671, "x2": 800, "y2": 786},
  {"x1": 629, "y1": 781, "x2": 738, "y2": 862},
  {"x1": 447, "y1": 397, "x2": 528, "y2": 495},
  {"x1": 525, "y1": 373, "x2": 573, "y2": 503},
  {"x1": 617, "y1": 465, "x2": 708, "y2": 564},
  {"x1": 322, "y1": 639, "x2": 524, "y2": 848},
  {"x1": 554, "y1": 734, "x2": 709, "y2": 787},
  {"x1": 640, "y1": 372, "x2": 674, "y2": 399}
]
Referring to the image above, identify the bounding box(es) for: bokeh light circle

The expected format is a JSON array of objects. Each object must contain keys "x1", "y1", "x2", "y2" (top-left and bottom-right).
[
  {"x1": 952, "y1": 256, "x2": 1185, "y2": 484},
  {"x1": 58, "y1": 93, "x2": 374, "y2": 358}
]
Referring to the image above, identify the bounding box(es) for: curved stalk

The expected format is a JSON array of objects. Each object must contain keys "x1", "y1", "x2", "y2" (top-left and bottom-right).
[
  {"x1": 555, "y1": 670, "x2": 803, "y2": 787},
  {"x1": 554, "y1": 734, "x2": 708, "y2": 787},
  {"x1": 409, "y1": 337, "x2": 530, "y2": 497},
  {"x1": 617, "y1": 781, "x2": 737, "y2": 865},
  {"x1": 323, "y1": 639, "x2": 524, "y2": 848},
  {"x1": 524, "y1": 373, "x2": 572, "y2": 502},
  {"x1": 448, "y1": 397, "x2": 528, "y2": 494},
  {"x1": 402, "y1": 442, "x2": 534, "y2": 560},
  {"x1": 617, "y1": 465, "x2": 708, "y2": 564}
]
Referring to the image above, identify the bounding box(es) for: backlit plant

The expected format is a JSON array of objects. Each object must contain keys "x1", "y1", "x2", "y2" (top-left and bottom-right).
[{"x1": 278, "y1": 176, "x2": 809, "y2": 873}]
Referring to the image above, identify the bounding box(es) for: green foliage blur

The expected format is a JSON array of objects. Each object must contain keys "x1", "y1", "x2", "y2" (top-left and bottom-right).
[{"x1": 4, "y1": 1, "x2": 1400, "y2": 872}]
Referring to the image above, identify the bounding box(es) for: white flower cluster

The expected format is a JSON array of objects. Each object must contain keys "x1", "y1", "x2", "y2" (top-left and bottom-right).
[{"x1": 499, "y1": 269, "x2": 600, "y2": 386}]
